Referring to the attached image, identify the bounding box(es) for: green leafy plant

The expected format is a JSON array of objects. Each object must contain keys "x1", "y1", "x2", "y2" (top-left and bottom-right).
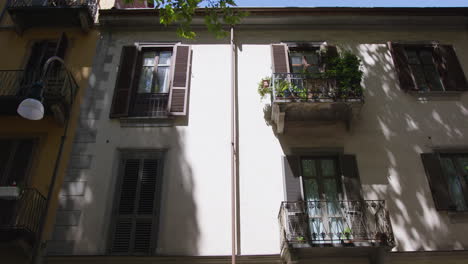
[
  {"x1": 321, "y1": 48, "x2": 364, "y2": 100},
  {"x1": 341, "y1": 227, "x2": 352, "y2": 239},
  {"x1": 123, "y1": 0, "x2": 247, "y2": 39},
  {"x1": 257, "y1": 77, "x2": 271, "y2": 99},
  {"x1": 296, "y1": 236, "x2": 305, "y2": 242}
]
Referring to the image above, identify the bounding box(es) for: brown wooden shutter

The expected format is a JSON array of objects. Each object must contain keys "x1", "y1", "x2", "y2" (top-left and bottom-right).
[
  {"x1": 388, "y1": 42, "x2": 416, "y2": 91},
  {"x1": 341, "y1": 154, "x2": 363, "y2": 201},
  {"x1": 110, "y1": 46, "x2": 138, "y2": 118},
  {"x1": 421, "y1": 153, "x2": 453, "y2": 211},
  {"x1": 168, "y1": 44, "x2": 191, "y2": 116},
  {"x1": 434, "y1": 45, "x2": 468, "y2": 91},
  {"x1": 271, "y1": 44, "x2": 290, "y2": 73},
  {"x1": 111, "y1": 157, "x2": 160, "y2": 255}
]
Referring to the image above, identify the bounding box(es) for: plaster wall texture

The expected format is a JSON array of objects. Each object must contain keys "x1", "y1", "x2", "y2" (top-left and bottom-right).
[{"x1": 48, "y1": 25, "x2": 468, "y2": 257}]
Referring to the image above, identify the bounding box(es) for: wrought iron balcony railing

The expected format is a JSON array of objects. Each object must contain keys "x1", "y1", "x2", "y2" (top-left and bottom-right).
[
  {"x1": 8, "y1": 0, "x2": 98, "y2": 18},
  {"x1": 0, "y1": 66, "x2": 78, "y2": 106},
  {"x1": 0, "y1": 188, "x2": 46, "y2": 245},
  {"x1": 271, "y1": 73, "x2": 363, "y2": 103},
  {"x1": 131, "y1": 93, "x2": 170, "y2": 117},
  {"x1": 278, "y1": 200, "x2": 394, "y2": 248}
]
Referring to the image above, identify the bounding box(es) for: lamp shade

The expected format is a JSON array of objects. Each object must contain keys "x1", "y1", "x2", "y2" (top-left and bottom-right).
[{"x1": 17, "y1": 98, "x2": 44, "y2": 120}]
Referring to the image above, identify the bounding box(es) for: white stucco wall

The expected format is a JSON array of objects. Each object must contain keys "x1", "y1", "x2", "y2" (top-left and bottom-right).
[{"x1": 49, "y1": 21, "x2": 468, "y2": 257}]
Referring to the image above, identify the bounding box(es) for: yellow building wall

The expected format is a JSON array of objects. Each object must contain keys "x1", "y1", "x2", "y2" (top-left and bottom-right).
[{"x1": 0, "y1": 9, "x2": 99, "y2": 259}]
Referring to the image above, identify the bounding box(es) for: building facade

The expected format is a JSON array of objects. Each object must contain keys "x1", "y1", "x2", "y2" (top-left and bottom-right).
[
  {"x1": 42, "y1": 5, "x2": 468, "y2": 264},
  {"x1": 0, "y1": 0, "x2": 113, "y2": 263}
]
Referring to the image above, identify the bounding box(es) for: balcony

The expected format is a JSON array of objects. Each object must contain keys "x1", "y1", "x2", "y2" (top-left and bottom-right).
[
  {"x1": 278, "y1": 200, "x2": 394, "y2": 263},
  {"x1": 0, "y1": 188, "x2": 46, "y2": 253},
  {"x1": 0, "y1": 67, "x2": 78, "y2": 123},
  {"x1": 7, "y1": 0, "x2": 97, "y2": 32},
  {"x1": 270, "y1": 73, "x2": 364, "y2": 134}
]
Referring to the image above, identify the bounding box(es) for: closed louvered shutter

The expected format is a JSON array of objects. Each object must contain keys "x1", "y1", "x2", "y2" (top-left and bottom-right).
[
  {"x1": 111, "y1": 157, "x2": 161, "y2": 255},
  {"x1": 388, "y1": 42, "x2": 416, "y2": 91},
  {"x1": 282, "y1": 156, "x2": 302, "y2": 201},
  {"x1": 110, "y1": 46, "x2": 138, "y2": 118},
  {"x1": 271, "y1": 44, "x2": 290, "y2": 73},
  {"x1": 421, "y1": 153, "x2": 452, "y2": 211},
  {"x1": 434, "y1": 45, "x2": 468, "y2": 91},
  {"x1": 168, "y1": 44, "x2": 191, "y2": 116}
]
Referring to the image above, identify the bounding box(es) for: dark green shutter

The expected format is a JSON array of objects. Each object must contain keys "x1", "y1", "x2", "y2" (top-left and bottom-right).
[
  {"x1": 421, "y1": 153, "x2": 453, "y2": 211},
  {"x1": 434, "y1": 45, "x2": 468, "y2": 91},
  {"x1": 110, "y1": 46, "x2": 138, "y2": 118},
  {"x1": 388, "y1": 42, "x2": 416, "y2": 91},
  {"x1": 341, "y1": 154, "x2": 363, "y2": 201},
  {"x1": 0, "y1": 139, "x2": 35, "y2": 186},
  {"x1": 111, "y1": 156, "x2": 160, "y2": 255}
]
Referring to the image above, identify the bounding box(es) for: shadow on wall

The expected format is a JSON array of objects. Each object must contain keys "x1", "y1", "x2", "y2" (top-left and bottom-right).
[
  {"x1": 47, "y1": 32, "x2": 199, "y2": 256},
  {"x1": 263, "y1": 42, "x2": 468, "y2": 251}
]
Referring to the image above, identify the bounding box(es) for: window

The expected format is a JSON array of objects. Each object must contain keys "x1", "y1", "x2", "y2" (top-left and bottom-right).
[
  {"x1": 110, "y1": 44, "x2": 191, "y2": 118},
  {"x1": 421, "y1": 153, "x2": 468, "y2": 211},
  {"x1": 0, "y1": 139, "x2": 36, "y2": 187},
  {"x1": 23, "y1": 33, "x2": 68, "y2": 87},
  {"x1": 389, "y1": 42, "x2": 468, "y2": 92},
  {"x1": 109, "y1": 151, "x2": 164, "y2": 255},
  {"x1": 289, "y1": 48, "x2": 320, "y2": 74}
]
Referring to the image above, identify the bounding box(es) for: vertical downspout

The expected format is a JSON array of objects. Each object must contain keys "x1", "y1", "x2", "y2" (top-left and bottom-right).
[{"x1": 230, "y1": 26, "x2": 239, "y2": 264}]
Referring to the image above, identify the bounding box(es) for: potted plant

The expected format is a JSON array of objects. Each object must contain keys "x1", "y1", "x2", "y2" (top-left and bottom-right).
[
  {"x1": 257, "y1": 76, "x2": 271, "y2": 99},
  {"x1": 341, "y1": 227, "x2": 353, "y2": 245}
]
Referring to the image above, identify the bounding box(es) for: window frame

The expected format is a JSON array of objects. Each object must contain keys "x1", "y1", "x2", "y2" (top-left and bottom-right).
[
  {"x1": 108, "y1": 150, "x2": 165, "y2": 256},
  {"x1": 403, "y1": 45, "x2": 445, "y2": 92}
]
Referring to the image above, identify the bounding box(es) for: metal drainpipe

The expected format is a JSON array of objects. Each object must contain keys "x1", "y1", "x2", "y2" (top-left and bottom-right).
[{"x1": 230, "y1": 26, "x2": 239, "y2": 264}]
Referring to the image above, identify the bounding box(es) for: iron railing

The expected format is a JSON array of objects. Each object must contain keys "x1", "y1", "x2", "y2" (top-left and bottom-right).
[
  {"x1": 131, "y1": 93, "x2": 170, "y2": 117},
  {"x1": 0, "y1": 67, "x2": 78, "y2": 105},
  {"x1": 278, "y1": 200, "x2": 394, "y2": 248},
  {"x1": 271, "y1": 73, "x2": 363, "y2": 102},
  {"x1": 0, "y1": 188, "x2": 46, "y2": 240},
  {"x1": 8, "y1": 0, "x2": 98, "y2": 18}
]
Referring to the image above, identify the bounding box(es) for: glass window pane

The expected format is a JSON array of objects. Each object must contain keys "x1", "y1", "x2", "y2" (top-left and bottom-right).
[
  {"x1": 405, "y1": 49, "x2": 420, "y2": 64},
  {"x1": 441, "y1": 157, "x2": 468, "y2": 211},
  {"x1": 158, "y1": 51, "x2": 172, "y2": 65},
  {"x1": 309, "y1": 218, "x2": 325, "y2": 242},
  {"x1": 142, "y1": 52, "x2": 156, "y2": 66},
  {"x1": 329, "y1": 218, "x2": 344, "y2": 241},
  {"x1": 323, "y1": 178, "x2": 339, "y2": 200},
  {"x1": 303, "y1": 178, "x2": 319, "y2": 201},
  {"x1": 321, "y1": 159, "x2": 336, "y2": 177},
  {"x1": 138, "y1": 66, "x2": 154, "y2": 93},
  {"x1": 419, "y1": 50, "x2": 434, "y2": 65},
  {"x1": 410, "y1": 65, "x2": 429, "y2": 91},
  {"x1": 423, "y1": 65, "x2": 444, "y2": 91},
  {"x1": 155, "y1": 66, "x2": 170, "y2": 93},
  {"x1": 301, "y1": 159, "x2": 316, "y2": 178},
  {"x1": 290, "y1": 54, "x2": 303, "y2": 65}
]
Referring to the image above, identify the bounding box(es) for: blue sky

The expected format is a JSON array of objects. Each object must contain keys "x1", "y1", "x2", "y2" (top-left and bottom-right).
[{"x1": 232, "y1": 0, "x2": 468, "y2": 7}]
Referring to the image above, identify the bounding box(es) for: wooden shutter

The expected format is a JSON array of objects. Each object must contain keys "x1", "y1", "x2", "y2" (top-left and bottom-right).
[
  {"x1": 421, "y1": 153, "x2": 453, "y2": 211},
  {"x1": 341, "y1": 154, "x2": 363, "y2": 201},
  {"x1": 110, "y1": 46, "x2": 138, "y2": 118},
  {"x1": 282, "y1": 156, "x2": 303, "y2": 201},
  {"x1": 434, "y1": 45, "x2": 468, "y2": 91},
  {"x1": 271, "y1": 44, "x2": 290, "y2": 73},
  {"x1": 168, "y1": 44, "x2": 191, "y2": 116},
  {"x1": 388, "y1": 42, "x2": 416, "y2": 91},
  {"x1": 111, "y1": 157, "x2": 160, "y2": 255}
]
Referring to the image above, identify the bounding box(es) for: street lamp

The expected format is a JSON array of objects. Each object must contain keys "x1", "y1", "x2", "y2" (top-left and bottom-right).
[
  {"x1": 17, "y1": 56, "x2": 69, "y2": 120},
  {"x1": 18, "y1": 56, "x2": 75, "y2": 264}
]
